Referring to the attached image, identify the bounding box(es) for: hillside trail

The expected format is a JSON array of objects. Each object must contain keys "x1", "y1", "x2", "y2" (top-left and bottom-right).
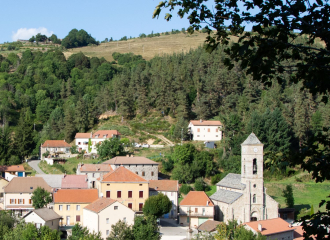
[{"x1": 154, "y1": 134, "x2": 175, "y2": 146}]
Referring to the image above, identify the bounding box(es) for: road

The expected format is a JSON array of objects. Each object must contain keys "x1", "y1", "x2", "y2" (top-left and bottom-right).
[
  {"x1": 159, "y1": 218, "x2": 197, "y2": 240},
  {"x1": 28, "y1": 160, "x2": 45, "y2": 174}
]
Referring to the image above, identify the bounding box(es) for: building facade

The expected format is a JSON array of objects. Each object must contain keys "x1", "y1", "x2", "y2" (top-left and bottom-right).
[
  {"x1": 188, "y1": 120, "x2": 222, "y2": 141},
  {"x1": 0, "y1": 165, "x2": 25, "y2": 181},
  {"x1": 210, "y1": 133, "x2": 279, "y2": 224},
  {"x1": 40, "y1": 140, "x2": 71, "y2": 160},
  {"x1": 76, "y1": 164, "x2": 113, "y2": 189},
  {"x1": 23, "y1": 208, "x2": 61, "y2": 230}
]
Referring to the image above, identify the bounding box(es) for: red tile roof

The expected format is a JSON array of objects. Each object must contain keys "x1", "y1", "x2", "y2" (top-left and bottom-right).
[
  {"x1": 41, "y1": 140, "x2": 71, "y2": 148},
  {"x1": 61, "y1": 175, "x2": 88, "y2": 189},
  {"x1": 180, "y1": 191, "x2": 214, "y2": 206},
  {"x1": 294, "y1": 226, "x2": 304, "y2": 240},
  {"x1": 149, "y1": 180, "x2": 178, "y2": 192},
  {"x1": 92, "y1": 130, "x2": 120, "y2": 138},
  {"x1": 0, "y1": 165, "x2": 25, "y2": 172},
  {"x1": 244, "y1": 218, "x2": 294, "y2": 236},
  {"x1": 54, "y1": 189, "x2": 98, "y2": 203},
  {"x1": 79, "y1": 164, "x2": 113, "y2": 172},
  {"x1": 190, "y1": 120, "x2": 222, "y2": 126},
  {"x1": 84, "y1": 198, "x2": 117, "y2": 213},
  {"x1": 101, "y1": 166, "x2": 148, "y2": 183},
  {"x1": 75, "y1": 133, "x2": 91, "y2": 138}
]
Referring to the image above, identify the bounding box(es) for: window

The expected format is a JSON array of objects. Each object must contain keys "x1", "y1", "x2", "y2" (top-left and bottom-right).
[
  {"x1": 142, "y1": 172, "x2": 145, "y2": 176},
  {"x1": 59, "y1": 205, "x2": 63, "y2": 211},
  {"x1": 139, "y1": 184, "x2": 142, "y2": 186},
  {"x1": 187, "y1": 217, "x2": 190, "y2": 223},
  {"x1": 202, "y1": 208, "x2": 205, "y2": 216},
  {"x1": 128, "y1": 191, "x2": 132, "y2": 198},
  {"x1": 76, "y1": 215, "x2": 80, "y2": 222},
  {"x1": 128, "y1": 203, "x2": 132, "y2": 209},
  {"x1": 151, "y1": 172, "x2": 154, "y2": 176},
  {"x1": 114, "y1": 206, "x2": 118, "y2": 210},
  {"x1": 106, "y1": 191, "x2": 110, "y2": 198},
  {"x1": 216, "y1": 135, "x2": 218, "y2": 137},
  {"x1": 107, "y1": 184, "x2": 110, "y2": 186},
  {"x1": 66, "y1": 216, "x2": 70, "y2": 225},
  {"x1": 253, "y1": 159, "x2": 257, "y2": 174},
  {"x1": 139, "y1": 203, "x2": 143, "y2": 211},
  {"x1": 106, "y1": 230, "x2": 110, "y2": 236},
  {"x1": 78, "y1": 142, "x2": 81, "y2": 145},
  {"x1": 136, "y1": 172, "x2": 138, "y2": 175},
  {"x1": 76, "y1": 205, "x2": 80, "y2": 211},
  {"x1": 123, "y1": 217, "x2": 126, "y2": 223},
  {"x1": 10, "y1": 199, "x2": 15, "y2": 204},
  {"x1": 195, "y1": 208, "x2": 198, "y2": 213},
  {"x1": 253, "y1": 184, "x2": 256, "y2": 188},
  {"x1": 92, "y1": 173, "x2": 95, "y2": 177},
  {"x1": 216, "y1": 128, "x2": 219, "y2": 132},
  {"x1": 117, "y1": 191, "x2": 121, "y2": 198},
  {"x1": 106, "y1": 218, "x2": 109, "y2": 224},
  {"x1": 253, "y1": 194, "x2": 256, "y2": 203},
  {"x1": 67, "y1": 205, "x2": 70, "y2": 211},
  {"x1": 29, "y1": 199, "x2": 32, "y2": 204},
  {"x1": 139, "y1": 191, "x2": 143, "y2": 198},
  {"x1": 197, "y1": 135, "x2": 200, "y2": 137},
  {"x1": 207, "y1": 128, "x2": 210, "y2": 132}
]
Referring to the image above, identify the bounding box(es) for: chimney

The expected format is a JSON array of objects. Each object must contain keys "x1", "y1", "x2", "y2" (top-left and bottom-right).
[
  {"x1": 64, "y1": 139, "x2": 66, "y2": 142},
  {"x1": 258, "y1": 224, "x2": 262, "y2": 232},
  {"x1": 200, "y1": 119, "x2": 202, "y2": 123}
]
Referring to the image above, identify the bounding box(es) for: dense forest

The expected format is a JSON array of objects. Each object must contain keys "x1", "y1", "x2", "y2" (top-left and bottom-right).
[{"x1": 0, "y1": 40, "x2": 329, "y2": 174}]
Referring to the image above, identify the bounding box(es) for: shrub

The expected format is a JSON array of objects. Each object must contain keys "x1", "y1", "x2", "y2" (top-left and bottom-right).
[
  {"x1": 211, "y1": 173, "x2": 222, "y2": 185},
  {"x1": 180, "y1": 184, "x2": 192, "y2": 195},
  {"x1": 54, "y1": 163, "x2": 65, "y2": 173},
  {"x1": 194, "y1": 178, "x2": 210, "y2": 191}
]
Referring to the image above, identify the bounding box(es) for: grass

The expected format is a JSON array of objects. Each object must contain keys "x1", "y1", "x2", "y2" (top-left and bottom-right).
[
  {"x1": 39, "y1": 161, "x2": 63, "y2": 174},
  {"x1": 205, "y1": 185, "x2": 217, "y2": 197},
  {"x1": 22, "y1": 162, "x2": 36, "y2": 176}
]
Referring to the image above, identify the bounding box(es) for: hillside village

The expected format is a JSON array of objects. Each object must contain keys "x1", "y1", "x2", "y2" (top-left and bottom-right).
[{"x1": 0, "y1": 126, "x2": 305, "y2": 240}]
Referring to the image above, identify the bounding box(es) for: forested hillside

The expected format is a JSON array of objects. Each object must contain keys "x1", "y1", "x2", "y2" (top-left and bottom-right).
[{"x1": 0, "y1": 41, "x2": 329, "y2": 172}]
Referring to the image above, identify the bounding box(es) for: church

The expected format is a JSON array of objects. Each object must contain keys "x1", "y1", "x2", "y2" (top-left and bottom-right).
[{"x1": 210, "y1": 133, "x2": 279, "y2": 223}]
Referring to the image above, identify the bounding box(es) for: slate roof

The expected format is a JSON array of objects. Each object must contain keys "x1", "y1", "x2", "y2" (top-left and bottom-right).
[
  {"x1": 241, "y1": 133, "x2": 262, "y2": 145},
  {"x1": 103, "y1": 156, "x2": 159, "y2": 165},
  {"x1": 210, "y1": 188, "x2": 243, "y2": 204},
  {"x1": 101, "y1": 166, "x2": 148, "y2": 182},
  {"x1": 53, "y1": 189, "x2": 98, "y2": 203},
  {"x1": 36, "y1": 174, "x2": 64, "y2": 188},
  {"x1": 25, "y1": 208, "x2": 61, "y2": 221},
  {"x1": 0, "y1": 165, "x2": 25, "y2": 172},
  {"x1": 84, "y1": 198, "x2": 117, "y2": 213},
  {"x1": 216, "y1": 173, "x2": 245, "y2": 190},
  {"x1": 4, "y1": 177, "x2": 52, "y2": 193},
  {"x1": 149, "y1": 180, "x2": 178, "y2": 192},
  {"x1": 197, "y1": 220, "x2": 222, "y2": 232},
  {"x1": 180, "y1": 191, "x2": 214, "y2": 206},
  {"x1": 41, "y1": 140, "x2": 71, "y2": 148},
  {"x1": 61, "y1": 175, "x2": 88, "y2": 189},
  {"x1": 190, "y1": 120, "x2": 222, "y2": 126},
  {"x1": 79, "y1": 164, "x2": 112, "y2": 172}
]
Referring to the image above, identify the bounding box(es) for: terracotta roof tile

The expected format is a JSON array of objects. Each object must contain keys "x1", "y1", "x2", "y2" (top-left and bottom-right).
[
  {"x1": 41, "y1": 140, "x2": 71, "y2": 148},
  {"x1": 0, "y1": 165, "x2": 25, "y2": 172},
  {"x1": 103, "y1": 156, "x2": 159, "y2": 165},
  {"x1": 180, "y1": 191, "x2": 214, "y2": 206},
  {"x1": 190, "y1": 120, "x2": 222, "y2": 126},
  {"x1": 75, "y1": 133, "x2": 91, "y2": 138},
  {"x1": 149, "y1": 180, "x2": 178, "y2": 192},
  {"x1": 84, "y1": 198, "x2": 117, "y2": 213},
  {"x1": 197, "y1": 220, "x2": 221, "y2": 232},
  {"x1": 79, "y1": 164, "x2": 113, "y2": 172},
  {"x1": 61, "y1": 175, "x2": 88, "y2": 189},
  {"x1": 4, "y1": 177, "x2": 52, "y2": 193},
  {"x1": 92, "y1": 130, "x2": 120, "y2": 139},
  {"x1": 244, "y1": 218, "x2": 294, "y2": 236},
  {"x1": 293, "y1": 226, "x2": 304, "y2": 240},
  {"x1": 102, "y1": 166, "x2": 148, "y2": 182},
  {"x1": 54, "y1": 189, "x2": 98, "y2": 203}
]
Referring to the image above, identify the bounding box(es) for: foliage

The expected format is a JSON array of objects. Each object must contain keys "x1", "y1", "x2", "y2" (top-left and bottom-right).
[
  {"x1": 68, "y1": 224, "x2": 102, "y2": 240},
  {"x1": 143, "y1": 193, "x2": 172, "y2": 218},
  {"x1": 211, "y1": 173, "x2": 224, "y2": 185},
  {"x1": 172, "y1": 118, "x2": 189, "y2": 140},
  {"x1": 282, "y1": 184, "x2": 295, "y2": 208},
  {"x1": 88, "y1": 138, "x2": 92, "y2": 153},
  {"x1": 62, "y1": 29, "x2": 98, "y2": 49},
  {"x1": 53, "y1": 163, "x2": 65, "y2": 173},
  {"x1": 31, "y1": 187, "x2": 52, "y2": 209},
  {"x1": 180, "y1": 184, "x2": 192, "y2": 195},
  {"x1": 107, "y1": 220, "x2": 134, "y2": 240},
  {"x1": 96, "y1": 138, "x2": 124, "y2": 160},
  {"x1": 194, "y1": 178, "x2": 210, "y2": 191},
  {"x1": 132, "y1": 216, "x2": 160, "y2": 240},
  {"x1": 42, "y1": 150, "x2": 50, "y2": 158},
  {"x1": 162, "y1": 157, "x2": 174, "y2": 172},
  {"x1": 70, "y1": 145, "x2": 78, "y2": 154}
]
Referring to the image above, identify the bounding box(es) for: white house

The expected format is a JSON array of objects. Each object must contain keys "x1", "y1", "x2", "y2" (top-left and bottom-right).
[
  {"x1": 0, "y1": 165, "x2": 25, "y2": 181},
  {"x1": 75, "y1": 130, "x2": 121, "y2": 154},
  {"x1": 188, "y1": 120, "x2": 222, "y2": 141},
  {"x1": 40, "y1": 140, "x2": 71, "y2": 160},
  {"x1": 149, "y1": 180, "x2": 179, "y2": 219},
  {"x1": 83, "y1": 198, "x2": 135, "y2": 239},
  {"x1": 23, "y1": 208, "x2": 61, "y2": 230}
]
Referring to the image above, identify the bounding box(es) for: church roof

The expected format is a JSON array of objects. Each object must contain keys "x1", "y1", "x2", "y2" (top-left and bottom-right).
[
  {"x1": 241, "y1": 133, "x2": 262, "y2": 145},
  {"x1": 216, "y1": 173, "x2": 245, "y2": 190},
  {"x1": 210, "y1": 189, "x2": 243, "y2": 204}
]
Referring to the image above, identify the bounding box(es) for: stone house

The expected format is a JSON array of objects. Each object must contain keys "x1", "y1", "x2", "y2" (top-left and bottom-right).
[
  {"x1": 53, "y1": 189, "x2": 98, "y2": 227},
  {"x1": 96, "y1": 166, "x2": 148, "y2": 213},
  {"x1": 188, "y1": 120, "x2": 223, "y2": 141},
  {"x1": 76, "y1": 164, "x2": 113, "y2": 189},
  {"x1": 210, "y1": 133, "x2": 279, "y2": 224},
  {"x1": 149, "y1": 180, "x2": 179, "y2": 218},
  {"x1": 83, "y1": 198, "x2": 135, "y2": 239},
  {"x1": 102, "y1": 156, "x2": 159, "y2": 180},
  {"x1": 23, "y1": 207, "x2": 61, "y2": 230},
  {"x1": 40, "y1": 140, "x2": 71, "y2": 160},
  {"x1": 179, "y1": 191, "x2": 214, "y2": 228}
]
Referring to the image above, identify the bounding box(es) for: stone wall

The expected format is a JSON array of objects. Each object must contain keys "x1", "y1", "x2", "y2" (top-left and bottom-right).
[{"x1": 115, "y1": 164, "x2": 159, "y2": 180}]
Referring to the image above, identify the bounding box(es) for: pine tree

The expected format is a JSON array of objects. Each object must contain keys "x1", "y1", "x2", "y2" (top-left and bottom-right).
[
  {"x1": 64, "y1": 104, "x2": 76, "y2": 142},
  {"x1": 75, "y1": 99, "x2": 88, "y2": 132}
]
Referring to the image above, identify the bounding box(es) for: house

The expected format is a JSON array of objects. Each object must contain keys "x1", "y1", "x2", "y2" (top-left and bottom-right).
[
  {"x1": 0, "y1": 165, "x2": 25, "y2": 181},
  {"x1": 76, "y1": 164, "x2": 113, "y2": 189},
  {"x1": 53, "y1": 189, "x2": 98, "y2": 227},
  {"x1": 96, "y1": 166, "x2": 148, "y2": 213},
  {"x1": 149, "y1": 180, "x2": 179, "y2": 218},
  {"x1": 83, "y1": 198, "x2": 135, "y2": 239},
  {"x1": 75, "y1": 130, "x2": 121, "y2": 154},
  {"x1": 3, "y1": 177, "x2": 52, "y2": 216},
  {"x1": 61, "y1": 175, "x2": 88, "y2": 189},
  {"x1": 188, "y1": 120, "x2": 222, "y2": 141},
  {"x1": 0, "y1": 177, "x2": 9, "y2": 209},
  {"x1": 35, "y1": 174, "x2": 64, "y2": 189},
  {"x1": 179, "y1": 191, "x2": 214, "y2": 228},
  {"x1": 278, "y1": 208, "x2": 295, "y2": 224},
  {"x1": 23, "y1": 207, "x2": 61, "y2": 230},
  {"x1": 210, "y1": 133, "x2": 278, "y2": 224},
  {"x1": 40, "y1": 140, "x2": 71, "y2": 160},
  {"x1": 244, "y1": 218, "x2": 303, "y2": 240},
  {"x1": 102, "y1": 156, "x2": 159, "y2": 180},
  {"x1": 197, "y1": 220, "x2": 221, "y2": 233}
]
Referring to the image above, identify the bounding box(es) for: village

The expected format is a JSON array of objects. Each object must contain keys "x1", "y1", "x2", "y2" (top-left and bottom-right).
[{"x1": 0, "y1": 120, "x2": 304, "y2": 240}]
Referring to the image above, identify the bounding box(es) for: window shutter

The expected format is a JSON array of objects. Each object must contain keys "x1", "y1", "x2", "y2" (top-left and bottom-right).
[
  {"x1": 29, "y1": 199, "x2": 32, "y2": 204},
  {"x1": 23, "y1": 199, "x2": 25, "y2": 204},
  {"x1": 106, "y1": 191, "x2": 110, "y2": 198},
  {"x1": 15, "y1": 199, "x2": 16, "y2": 204},
  {"x1": 139, "y1": 191, "x2": 143, "y2": 198}
]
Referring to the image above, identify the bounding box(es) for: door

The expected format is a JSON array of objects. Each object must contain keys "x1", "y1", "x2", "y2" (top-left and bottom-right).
[
  {"x1": 198, "y1": 217, "x2": 209, "y2": 225},
  {"x1": 66, "y1": 216, "x2": 70, "y2": 225},
  {"x1": 163, "y1": 212, "x2": 169, "y2": 218},
  {"x1": 18, "y1": 172, "x2": 23, "y2": 177}
]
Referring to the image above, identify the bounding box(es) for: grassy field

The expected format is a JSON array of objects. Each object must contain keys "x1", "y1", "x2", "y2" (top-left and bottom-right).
[{"x1": 22, "y1": 162, "x2": 36, "y2": 176}]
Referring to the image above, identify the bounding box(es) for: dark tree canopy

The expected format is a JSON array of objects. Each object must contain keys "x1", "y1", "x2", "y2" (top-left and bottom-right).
[
  {"x1": 143, "y1": 193, "x2": 172, "y2": 218},
  {"x1": 61, "y1": 29, "x2": 98, "y2": 49},
  {"x1": 31, "y1": 187, "x2": 52, "y2": 209}
]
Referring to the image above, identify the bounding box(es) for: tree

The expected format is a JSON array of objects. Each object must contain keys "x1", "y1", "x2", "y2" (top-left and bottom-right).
[
  {"x1": 96, "y1": 138, "x2": 124, "y2": 160},
  {"x1": 143, "y1": 193, "x2": 172, "y2": 218},
  {"x1": 31, "y1": 187, "x2": 52, "y2": 209},
  {"x1": 107, "y1": 220, "x2": 134, "y2": 240},
  {"x1": 282, "y1": 184, "x2": 294, "y2": 208},
  {"x1": 68, "y1": 224, "x2": 102, "y2": 240},
  {"x1": 15, "y1": 108, "x2": 34, "y2": 160},
  {"x1": 28, "y1": 36, "x2": 35, "y2": 43},
  {"x1": 35, "y1": 33, "x2": 48, "y2": 43},
  {"x1": 132, "y1": 216, "x2": 160, "y2": 240}
]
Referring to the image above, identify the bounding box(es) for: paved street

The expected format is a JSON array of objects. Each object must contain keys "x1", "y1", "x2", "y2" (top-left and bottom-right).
[
  {"x1": 159, "y1": 218, "x2": 198, "y2": 240},
  {"x1": 28, "y1": 160, "x2": 45, "y2": 174}
]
